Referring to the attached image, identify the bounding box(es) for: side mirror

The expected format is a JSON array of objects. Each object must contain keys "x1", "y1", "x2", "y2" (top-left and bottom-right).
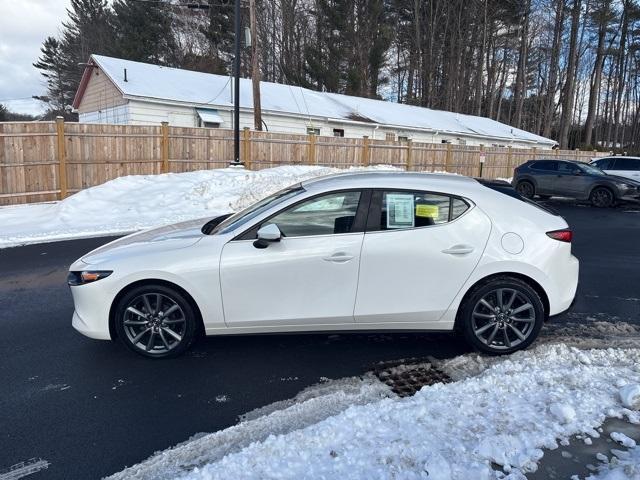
[
  {"x1": 253, "y1": 223, "x2": 282, "y2": 249},
  {"x1": 573, "y1": 170, "x2": 582, "y2": 176}
]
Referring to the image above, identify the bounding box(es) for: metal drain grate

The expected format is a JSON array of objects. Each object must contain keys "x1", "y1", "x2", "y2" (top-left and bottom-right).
[{"x1": 375, "y1": 360, "x2": 451, "y2": 397}]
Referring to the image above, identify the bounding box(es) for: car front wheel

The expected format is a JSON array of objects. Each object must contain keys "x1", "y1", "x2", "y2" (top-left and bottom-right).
[
  {"x1": 114, "y1": 284, "x2": 198, "y2": 358},
  {"x1": 590, "y1": 187, "x2": 615, "y2": 208},
  {"x1": 459, "y1": 276, "x2": 544, "y2": 355}
]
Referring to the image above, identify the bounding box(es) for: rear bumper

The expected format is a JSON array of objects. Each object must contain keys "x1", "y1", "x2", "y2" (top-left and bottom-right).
[{"x1": 546, "y1": 253, "x2": 579, "y2": 316}]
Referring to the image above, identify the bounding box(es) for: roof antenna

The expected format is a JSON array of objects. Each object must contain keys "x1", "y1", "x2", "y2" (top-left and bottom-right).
[{"x1": 124, "y1": 68, "x2": 128, "y2": 82}]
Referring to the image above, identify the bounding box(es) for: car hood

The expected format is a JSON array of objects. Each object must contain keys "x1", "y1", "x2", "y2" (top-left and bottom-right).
[
  {"x1": 606, "y1": 174, "x2": 640, "y2": 186},
  {"x1": 80, "y1": 217, "x2": 210, "y2": 265}
]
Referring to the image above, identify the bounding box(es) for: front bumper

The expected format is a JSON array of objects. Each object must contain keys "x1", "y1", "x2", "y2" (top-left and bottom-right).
[{"x1": 72, "y1": 310, "x2": 111, "y2": 340}]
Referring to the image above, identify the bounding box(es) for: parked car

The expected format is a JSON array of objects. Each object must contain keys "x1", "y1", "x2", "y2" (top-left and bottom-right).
[
  {"x1": 590, "y1": 156, "x2": 640, "y2": 182},
  {"x1": 68, "y1": 172, "x2": 578, "y2": 358},
  {"x1": 513, "y1": 159, "x2": 640, "y2": 207}
]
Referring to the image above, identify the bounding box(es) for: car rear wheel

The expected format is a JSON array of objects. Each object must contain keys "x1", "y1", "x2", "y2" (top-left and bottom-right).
[
  {"x1": 460, "y1": 277, "x2": 544, "y2": 355},
  {"x1": 590, "y1": 187, "x2": 614, "y2": 208},
  {"x1": 516, "y1": 181, "x2": 535, "y2": 199},
  {"x1": 114, "y1": 284, "x2": 198, "y2": 358}
]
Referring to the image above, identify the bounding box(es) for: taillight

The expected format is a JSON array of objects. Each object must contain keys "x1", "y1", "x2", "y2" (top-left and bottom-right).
[{"x1": 546, "y1": 229, "x2": 572, "y2": 243}]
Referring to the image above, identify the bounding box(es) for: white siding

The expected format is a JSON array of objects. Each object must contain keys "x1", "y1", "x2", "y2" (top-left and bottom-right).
[
  {"x1": 79, "y1": 104, "x2": 130, "y2": 124},
  {"x1": 83, "y1": 98, "x2": 551, "y2": 149}
]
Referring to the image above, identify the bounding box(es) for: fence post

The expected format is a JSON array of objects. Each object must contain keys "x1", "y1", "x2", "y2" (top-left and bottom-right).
[
  {"x1": 406, "y1": 139, "x2": 413, "y2": 171},
  {"x1": 445, "y1": 143, "x2": 452, "y2": 172},
  {"x1": 55, "y1": 116, "x2": 67, "y2": 200},
  {"x1": 478, "y1": 144, "x2": 485, "y2": 177},
  {"x1": 161, "y1": 121, "x2": 169, "y2": 173},
  {"x1": 243, "y1": 127, "x2": 252, "y2": 169},
  {"x1": 531, "y1": 146, "x2": 537, "y2": 160},
  {"x1": 307, "y1": 133, "x2": 316, "y2": 165},
  {"x1": 507, "y1": 145, "x2": 513, "y2": 168},
  {"x1": 362, "y1": 136, "x2": 370, "y2": 166},
  {"x1": 575, "y1": 148, "x2": 580, "y2": 160}
]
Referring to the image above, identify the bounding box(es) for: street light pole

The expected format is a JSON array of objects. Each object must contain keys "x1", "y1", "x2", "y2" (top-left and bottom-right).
[{"x1": 231, "y1": 0, "x2": 242, "y2": 166}]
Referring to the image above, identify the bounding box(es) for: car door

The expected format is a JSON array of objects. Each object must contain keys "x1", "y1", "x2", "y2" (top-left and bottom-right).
[
  {"x1": 610, "y1": 158, "x2": 640, "y2": 181},
  {"x1": 554, "y1": 161, "x2": 591, "y2": 197},
  {"x1": 529, "y1": 160, "x2": 558, "y2": 193},
  {"x1": 219, "y1": 190, "x2": 368, "y2": 327},
  {"x1": 354, "y1": 190, "x2": 491, "y2": 324}
]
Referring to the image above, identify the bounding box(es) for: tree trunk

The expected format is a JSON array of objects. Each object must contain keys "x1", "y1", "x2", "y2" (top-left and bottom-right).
[{"x1": 558, "y1": 0, "x2": 581, "y2": 149}]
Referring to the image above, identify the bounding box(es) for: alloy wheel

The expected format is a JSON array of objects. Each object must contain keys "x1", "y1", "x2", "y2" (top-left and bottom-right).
[
  {"x1": 591, "y1": 187, "x2": 613, "y2": 208},
  {"x1": 516, "y1": 182, "x2": 534, "y2": 199},
  {"x1": 471, "y1": 288, "x2": 536, "y2": 350},
  {"x1": 122, "y1": 293, "x2": 187, "y2": 355}
]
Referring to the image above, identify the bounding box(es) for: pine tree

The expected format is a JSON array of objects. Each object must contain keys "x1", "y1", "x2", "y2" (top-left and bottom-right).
[{"x1": 111, "y1": 0, "x2": 177, "y2": 65}]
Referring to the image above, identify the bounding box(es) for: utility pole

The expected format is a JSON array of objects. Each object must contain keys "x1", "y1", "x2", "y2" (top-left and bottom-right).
[
  {"x1": 232, "y1": 0, "x2": 242, "y2": 165},
  {"x1": 249, "y1": 0, "x2": 262, "y2": 130}
]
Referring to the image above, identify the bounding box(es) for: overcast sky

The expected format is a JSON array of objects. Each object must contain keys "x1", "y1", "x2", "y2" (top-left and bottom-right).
[{"x1": 0, "y1": 0, "x2": 71, "y2": 115}]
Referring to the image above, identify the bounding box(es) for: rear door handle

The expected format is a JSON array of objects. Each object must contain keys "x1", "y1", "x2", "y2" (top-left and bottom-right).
[
  {"x1": 323, "y1": 252, "x2": 355, "y2": 263},
  {"x1": 442, "y1": 245, "x2": 475, "y2": 255}
]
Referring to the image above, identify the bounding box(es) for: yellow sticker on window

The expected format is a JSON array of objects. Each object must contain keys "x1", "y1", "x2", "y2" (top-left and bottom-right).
[{"x1": 415, "y1": 204, "x2": 439, "y2": 218}]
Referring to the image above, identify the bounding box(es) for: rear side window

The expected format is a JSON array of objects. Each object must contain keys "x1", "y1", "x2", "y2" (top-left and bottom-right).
[
  {"x1": 558, "y1": 162, "x2": 579, "y2": 174},
  {"x1": 613, "y1": 158, "x2": 640, "y2": 171},
  {"x1": 531, "y1": 160, "x2": 557, "y2": 171},
  {"x1": 372, "y1": 191, "x2": 469, "y2": 231}
]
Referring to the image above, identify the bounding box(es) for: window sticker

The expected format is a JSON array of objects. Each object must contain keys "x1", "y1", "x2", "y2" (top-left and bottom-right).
[
  {"x1": 416, "y1": 204, "x2": 439, "y2": 218},
  {"x1": 386, "y1": 193, "x2": 415, "y2": 228}
]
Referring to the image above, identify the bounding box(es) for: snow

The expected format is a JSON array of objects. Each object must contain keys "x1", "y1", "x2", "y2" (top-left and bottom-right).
[
  {"x1": 620, "y1": 385, "x2": 640, "y2": 410},
  {"x1": 587, "y1": 446, "x2": 640, "y2": 480},
  {"x1": 611, "y1": 432, "x2": 637, "y2": 448},
  {"x1": 108, "y1": 342, "x2": 640, "y2": 480},
  {"x1": 106, "y1": 374, "x2": 392, "y2": 480},
  {"x1": 0, "y1": 165, "x2": 395, "y2": 249},
  {"x1": 91, "y1": 55, "x2": 555, "y2": 146}
]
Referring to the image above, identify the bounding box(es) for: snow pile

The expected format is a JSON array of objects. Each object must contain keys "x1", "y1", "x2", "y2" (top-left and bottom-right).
[
  {"x1": 109, "y1": 344, "x2": 640, "y2": 480},
  {"x1": 106, "y1": 375, "x2": 392, "y2": 480},
  {"x1": 0, "y1": 165, "x2": 401, "y2": 248}
]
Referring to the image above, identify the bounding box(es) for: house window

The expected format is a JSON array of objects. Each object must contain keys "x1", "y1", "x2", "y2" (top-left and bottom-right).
[
  {"x1": 307, "y1": 127, "x2": 320, "y2": 135},
  {"x1": 398, "y1": 136, "x2": 409, "y2": 142},
  {"x1": 333, "y1": 128, "x2": 345, "y2": 137},
  {"x1": 385, "y1": 132, "x2": 396, "y2": 141},
  {"x1": 202, "y1": 121, "x2": 220, "y2": 128}
]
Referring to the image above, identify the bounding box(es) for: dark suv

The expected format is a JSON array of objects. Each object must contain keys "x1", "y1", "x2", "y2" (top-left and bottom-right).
[{"x1": 512, "y1": 159, "x2": 640, "y2": 207}]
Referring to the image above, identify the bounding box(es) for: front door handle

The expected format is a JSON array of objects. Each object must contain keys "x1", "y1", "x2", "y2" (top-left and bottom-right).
[
  {"x1": 442, "y1": 245, "x2": 475, "y2": 255},
  {"x1": 323, "y1": 252, "x2": 355, "y2": 263}
]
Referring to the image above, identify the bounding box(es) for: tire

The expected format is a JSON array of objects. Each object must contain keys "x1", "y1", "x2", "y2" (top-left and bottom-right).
[
  {"x1": 114, "y1": 284, "x2": 199, "y2": 358},
  {"x1": 459, "y1": 276, "x2": 544, "y2": 355},
  {"x1": 516, "y1": 181, "x2": 535, "y2": 199},
  {"x1": 590, "y1": 186, "x2": 615, "y2": 208}
]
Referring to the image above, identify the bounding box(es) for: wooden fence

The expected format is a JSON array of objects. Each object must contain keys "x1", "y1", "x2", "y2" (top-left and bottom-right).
[{"x1": 0, "y1": 119, "x2": 607, "y2": 205}]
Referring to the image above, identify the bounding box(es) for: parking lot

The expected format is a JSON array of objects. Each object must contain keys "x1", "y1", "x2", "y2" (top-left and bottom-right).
[{"x1": 0, "y1": 199, "x2": 639, "y2": 479}]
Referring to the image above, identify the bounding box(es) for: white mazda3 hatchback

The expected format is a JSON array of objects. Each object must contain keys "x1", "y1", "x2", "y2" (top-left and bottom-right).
[{"x1": 68, "y1": 172, "x2": 579, "y2": 358}]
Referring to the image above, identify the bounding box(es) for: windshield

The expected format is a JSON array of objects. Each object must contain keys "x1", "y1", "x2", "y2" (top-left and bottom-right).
[
  {"x1": 578, "y1": 163, "x2": 606, "y2": 176},
  {"x1": 209, "y1": 184, "x2": 305, "y2": 235}
]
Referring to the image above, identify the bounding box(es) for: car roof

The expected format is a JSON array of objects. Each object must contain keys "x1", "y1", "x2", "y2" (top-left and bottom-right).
[{"x1": 301, "y1": 170, "x2": 478, "y2": 191}]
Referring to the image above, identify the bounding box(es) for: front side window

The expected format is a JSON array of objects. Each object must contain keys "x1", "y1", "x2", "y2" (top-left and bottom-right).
[
  {"x1": 558, "y1": 162, "x2": 579, "y2": 174},
  {"x1": 374, "y1": 191, "x2": 469, "y2": 231},
  {"x1": 267, "y1": 191, "x2": 362, "y2": 237},
  {"x1": 593, "y1": 158, "x2": 613, "y2": 170},
  {"x1": 212, "y1": 185, "x2": 305, "y2": 235},
  {"x1": 531, "y1": 160, "x2": 557, "y2": 171}
]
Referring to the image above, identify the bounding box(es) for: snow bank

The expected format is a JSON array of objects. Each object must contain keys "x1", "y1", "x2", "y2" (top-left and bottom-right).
[
  {"x1": 0, "y1": 165, "x2": 399, "y2": 249},
  {"x1": 110, "y1": 344, "x2": 640, "y2": 480},
  {"x1": 106, "y1": 375, "x2": 392, "y2": 480}
]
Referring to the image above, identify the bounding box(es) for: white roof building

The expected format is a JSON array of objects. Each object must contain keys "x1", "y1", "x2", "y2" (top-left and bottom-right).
[{"x1": 73, "y1": 55, "x2": 556, "y2": 149}]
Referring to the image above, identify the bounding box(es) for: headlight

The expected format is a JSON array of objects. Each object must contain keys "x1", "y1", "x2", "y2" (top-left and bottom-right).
[
  {"x1": 67, "y1": 270, "x2": 113, "y2": 286},
  {"x1": 615, "y1": 182, "x2": 634, "y2": 190}
]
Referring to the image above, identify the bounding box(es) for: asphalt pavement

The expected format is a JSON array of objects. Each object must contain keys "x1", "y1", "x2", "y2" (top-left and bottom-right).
[{"x1": 0, "y1": 200, "x2": 638, "y2": 479}]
